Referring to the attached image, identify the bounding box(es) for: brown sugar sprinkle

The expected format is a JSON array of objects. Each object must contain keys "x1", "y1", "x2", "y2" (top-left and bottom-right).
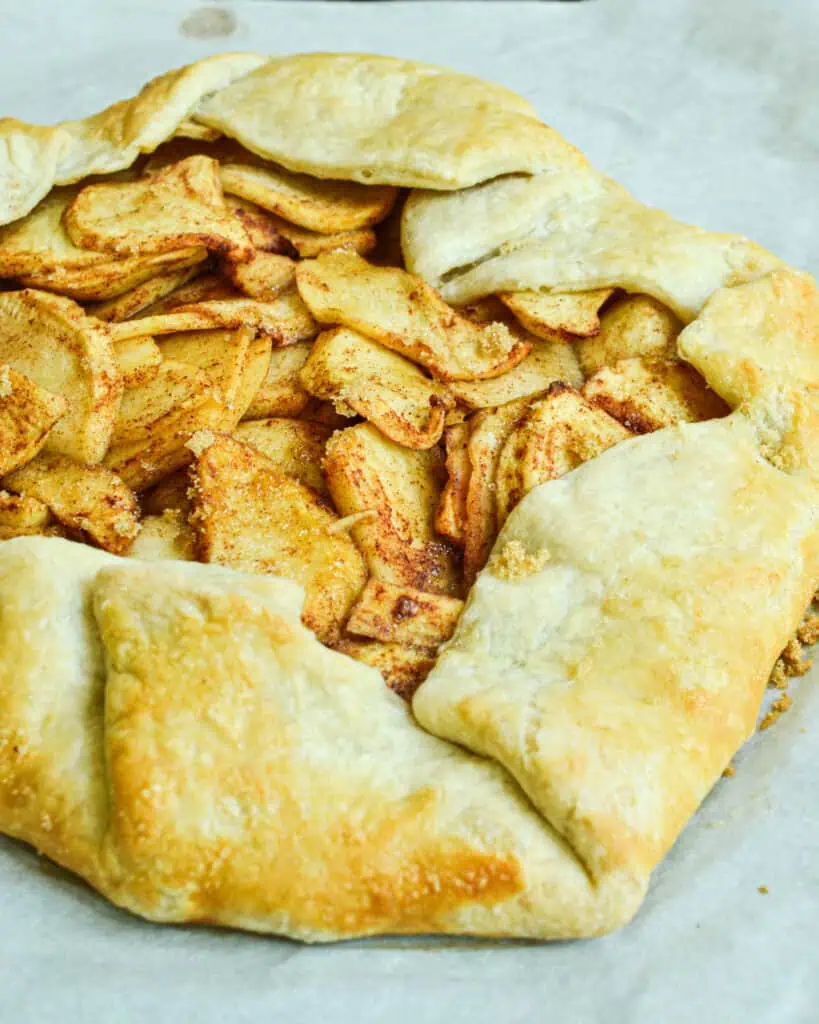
[
  {"x1": 759, "y1": 603, "x2": 815, "y2": 726},
  {"x1": 758, "y1": 885, "x2": 769, "y2": 895},
  {"x1": 780, "y1": 636, "x2": 812, "y2": 675},
  {"x1": 759, "y1": 692, "x2": 792, "y2": 731},
  {"x1": 478, "y1": 321, "x2": 516, "y2": 359},
  {"x1": 797, "y1": 612, "x2": 819, "y2": 646},
  {"x1": 490, "y1": 540, "x2": 550, "y2": 582},
  {"x1": 722, "y1": 763, "x2": 736, "y2": 778},
  {"x1": 768, "y1": 660, "x2": 790, "y2": 691},
  {"x1": 768, "y1": 614, "x2": 818, "y2": 690}
]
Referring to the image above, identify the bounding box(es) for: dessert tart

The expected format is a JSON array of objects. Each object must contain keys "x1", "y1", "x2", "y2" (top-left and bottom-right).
[{"x1": 0, "y1": 52, "x2": 816, "y2": 942}]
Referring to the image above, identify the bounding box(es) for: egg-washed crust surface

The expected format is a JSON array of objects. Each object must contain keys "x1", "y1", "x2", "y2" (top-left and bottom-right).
[{"x1": 0, "y1": 52, "x2": 585, "y2": 228}]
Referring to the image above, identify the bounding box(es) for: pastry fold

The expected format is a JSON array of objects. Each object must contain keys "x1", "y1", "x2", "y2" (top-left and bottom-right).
[
  {"x1": 402, "y1": 169, "x2": 780, "y2": 320},
  {"x1": 414, "y1": 408, "x2": 819, "y2": 882},
  {"x1": 0, "y1": 537, "x2": 644, "y2": 941},
  {"x1": 414, "y1": 268, "x2": 819, "y2": 888},
  {"x1": 0, "y1": 53, "x2": 584, "y2": 228}
]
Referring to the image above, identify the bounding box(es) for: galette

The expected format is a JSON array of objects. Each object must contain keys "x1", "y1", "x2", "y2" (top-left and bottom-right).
[{"x1": 0, "y1": 52, "x2": 816, "y2": 942}]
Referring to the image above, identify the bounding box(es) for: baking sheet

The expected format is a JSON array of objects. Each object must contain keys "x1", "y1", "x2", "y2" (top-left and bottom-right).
[{"x1": 2, "y1": 1, "x2": 818, "y2": 1021}]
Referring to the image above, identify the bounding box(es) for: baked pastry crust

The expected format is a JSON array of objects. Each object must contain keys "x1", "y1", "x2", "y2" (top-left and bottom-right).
[
  {"x1": 0, "y1": 53, "x2": 817, "y2": 943},
  {"x1": 0, "y1": 52, "x2": 584, "y2": 228},
  {"x1": 0, "y1": 537, "x2": 644, "y2": 940},
  {"x1": 402, "y1": 169, "x2": 781, "y2": 319},
  {"x1": 415, "y1": 408, "x2": 819, "y2": 881}
]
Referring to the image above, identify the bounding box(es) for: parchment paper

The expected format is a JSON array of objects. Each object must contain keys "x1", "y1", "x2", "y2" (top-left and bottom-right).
[{"x1": 1, "y1": 2, "x2": 817, "y2": 1021}]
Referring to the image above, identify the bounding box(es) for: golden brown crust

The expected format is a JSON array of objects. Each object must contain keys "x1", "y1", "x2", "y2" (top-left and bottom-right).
[
  {"x1": 194, "y1": 53, "x2": 586, "y2": 189},
  {"x1": 0, "y1": 538, "x2": 646, "y2": 940},
  {"x1": 0, "y1": 52, "x2": 582, "y2": 230},
  {"x1": 416, "y1": 410, "x2": 819, "y2": 881},
  {"x1": 678, "y1": 269, "x2": 819, "y2": 408},
  {"x1": 0, "y1": 54, "x2": 267, "y2": 227},
  {"x1": 403, "y1": 170, "x2": 781, "y2": 319}
]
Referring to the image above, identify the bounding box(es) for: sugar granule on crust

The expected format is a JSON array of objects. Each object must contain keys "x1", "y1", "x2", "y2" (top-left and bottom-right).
[{"x1": 490, "y1": 540, "x2": 551, "y2": 582}]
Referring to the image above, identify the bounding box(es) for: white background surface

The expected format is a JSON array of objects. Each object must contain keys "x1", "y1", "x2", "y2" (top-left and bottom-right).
[{"x1": 1, "y1": 2, "x2": 818, "y2": 1021}]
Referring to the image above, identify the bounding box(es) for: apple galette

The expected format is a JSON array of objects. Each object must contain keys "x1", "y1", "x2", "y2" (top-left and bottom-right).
[{"x1": 0, "y1": 53, "x2": 816, "y2": 942}]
